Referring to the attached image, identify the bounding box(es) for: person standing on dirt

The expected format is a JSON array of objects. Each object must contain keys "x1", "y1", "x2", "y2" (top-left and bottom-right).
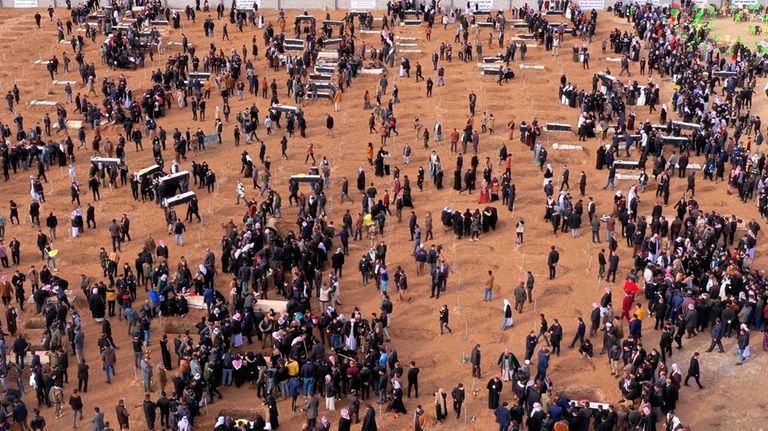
[
  {"x1": 5, "y1": 92, "x2": 14, "y2": 112},
  {"x1": 537, "y1": 314, "x2": 551, "y2": 347},
  {"x1": 89, "y1": 176, "x2": 101, "y2": 201},
  {"x1": 91, "y1": 407, "x2": 106, "y2": 430},
  {"x1": 547, "y1": 246, "x2": 559, "y2": 279},
  {"x1": 12, "y1": 400, "x2": 29, "y2": 431},
  {"x1": 514, "y1": 281, "x2": 527, "y2": 313},
  {"x1": 69, "y1": 389, "x2": 84, "y2": 427},
  {"x1": 173, "y1": 220, "x2": 187, "y2": 246},
  {"x1": 548, "y1": 319, "x2": 563, "y2": 356},
  {"x1": 525, "y1": 271, "x2": 535, "y2": 304},
  {"x1": 619, "y1": 55, "x2": 631, "y2": 76},
  {"x1": 34, "y1": 12, "x2": 42, "y2": 28},
  {"x1": 120, "y1": 214, "x2": 131, "y2": 242},
  {"x1": 115, "y1": 399, "x2": 130, "y2": 430},
  {"x1": 569, "y1": 316, "x2": 587, "y2": 349},
  {"x1": 101, "y1": 344, "x2": 116, "y2": 384},
  {"x1": 305, "y1": 142, "x2": 316, "y2": 164},
  {"x1": 140, "y1": 356, "x2": 153, "y2": 393},
  {"x1": 77, "y1": 359, "x2": 89, "y2": 392},
  {"x1": 29, "y1": 409, "x2": 46, "y2": 431},
  {"x1": 451, "y1": 383, "x2": 465, "y2": 419},
  {"x1": 524, "y1": 331, "x2": 538, "y2": 361},
  {"x1": 684, "y1": 352, "x2": 704, "y2": 389},
  {"x1": 142, "y1": 394, "x2": 157, "y2": 431},
  {"x1": 108, "y1": 219, "x2": 121, "y2": 252},
  {"x1": 86, "y1": 203, "x2": 96, "y2": 229},
  {"x1": 705, "y1": 318, "x2": 725, "y2": 353},
  {"x1": 482, "y1": 270, "x2": 494, "y2": 302},
  {"x1": 439, "y1": 304, "x2": 452, "y2": 335},
  {"x1": 222, "y1": 23, "x2": 230, "y2": 41},
  {"x1": 304, "y1": 393, "x2": 319, "y2": 429},
  {"x1": 470, "y1": 344, "x2": 481, "y2": 378}
]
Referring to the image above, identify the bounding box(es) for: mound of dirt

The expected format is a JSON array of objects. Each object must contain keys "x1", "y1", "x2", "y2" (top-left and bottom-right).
[
  {"x1": 22, "y1": 318, "x2": 46, "y2": 329},
  {"x1": 217, "y1": 408, "x2": 266, "y2": 420},
  {"x1": 162, "y1": 320, "x2": 200, "y2": 335},
  {"x1": 546, "y1": 285, "x2": 574, "y2": 295},
  {"x1": 558, "y1": 387, "x2": 607, "y2": 403}
]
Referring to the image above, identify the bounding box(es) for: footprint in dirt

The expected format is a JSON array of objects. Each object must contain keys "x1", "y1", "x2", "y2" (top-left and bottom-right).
[
  {"x1": 558, "y1": 386, "x2": 606, "y2": 403},
  {"x1": 461, "y1": 242, "x2": 495, "y2": 254},
  {"x1": 453, "y1": 258, "x2": 501, "y2": 272},
  {"x1": 557, "y1": 263, "x2": 572, "y2": 274},
  {"x1": 409, "y1": 356, "x2": 437, "y2": 368},
  {"x1": 22, "y1": 317, "x2": 46, "y2": 329},
  {"x1": 393, "y1": 327, "x2": 433, "y2": 342},
  {"x1": 545, "y1": 284, "x2": 574, "y2": 296},
  {"x1": 513, "y1": 194, "x2": 540, "y2": 205},
  {"x1": 163, "y1": 321, "x2": 199, "y2": 334},
  {"x1": 494, "y1": 331, "x2": 511, "y2": 344}
]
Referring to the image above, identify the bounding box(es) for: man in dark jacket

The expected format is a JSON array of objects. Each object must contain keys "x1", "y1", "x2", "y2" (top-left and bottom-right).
[
  {"x1": 361, "y1": 404, "x2": 377, "y2": 431},
  {"x1": 331, "y1": 248, "x2": 345, "y2": 278},
  {"x1": 547, "y1": 246, "x2": 559, "y2": 279},
  {"x1": 470, "y1": 344, "x2": 481, "y2": 378},
  {"x1": 525, "y1": 331, "x2": 538, "y2": 361},
  {"x1": 45, "y1": 212, "x2": 58, "y2": 239},
  {"x1": 548, "y1": 320, "x2": 563, "y2": 356},
  {"x1": 705, "y1": 318, "x2": 725, "y2": 353},
  {"x1": 143, "y1": 393, "x2": 157, "y2": 430},
  {"x1": 406, "y1": 361, "x2": 419, "y2": 398},
  {"x1": 451, "y1": 383, "x2": 465, "y2": 419},
  {"x1": 12, "y1": 400, "x2": 29, "y2": 430},
  {"x1": 77, "y1": 360, "x2": 89, "y2": 392},
  {"x1": 684, "y1": 352, "x2": 703, "y2": 389}
]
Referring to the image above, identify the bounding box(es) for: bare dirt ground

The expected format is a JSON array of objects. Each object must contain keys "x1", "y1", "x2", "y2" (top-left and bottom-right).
[{"x1": 0, "y1": 8, "x2": 766, "y2": 431}]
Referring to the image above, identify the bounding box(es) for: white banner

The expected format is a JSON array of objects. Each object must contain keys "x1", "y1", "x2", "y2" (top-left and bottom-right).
[
  {"x1": 468, "y1": 0, "x2": 493, "y2": 12},
  {"x1": 732, "y1": 0, "x2": 758, "y2": 6},
  {"x1": 351, "y1": 0, "x2": 377, "y2": 9},
  {"x1": 578, "y1": 0, "x2": 606, "y2": 10},
  {"x1": 235, "y1": 0, "x2": 261, "y2": 10},
  {"x1": 14, "y1": 0, "x2": 39, "y2": 7}
]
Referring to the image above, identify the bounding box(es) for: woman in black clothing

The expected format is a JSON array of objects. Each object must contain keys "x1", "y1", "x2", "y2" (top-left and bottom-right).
[
  {"x1": 9, "y1": 200, "x2": 19, "y2": 224},
  {"x1": 160, "y1": 335, "x2": 173, "y2": 370},
  {"x1": 264, "y1": 394, "x2": 279, "y2": 429},
  {"x1": 232, "y1": 354, "x2": 247, "y2": 387},
  {"x1": 453, "y1": 168, "x2": 462, "y2": 191}
]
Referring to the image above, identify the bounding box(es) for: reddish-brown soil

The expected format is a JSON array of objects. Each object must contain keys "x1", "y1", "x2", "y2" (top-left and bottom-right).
[{"x1": 0, "y1": 7, "x2": 765, "y2": 431}]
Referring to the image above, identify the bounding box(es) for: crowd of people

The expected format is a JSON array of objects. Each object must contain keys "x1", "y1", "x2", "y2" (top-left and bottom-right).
[{"x1": 2, "y1": 1, "x2": 768, "y2": 431}]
